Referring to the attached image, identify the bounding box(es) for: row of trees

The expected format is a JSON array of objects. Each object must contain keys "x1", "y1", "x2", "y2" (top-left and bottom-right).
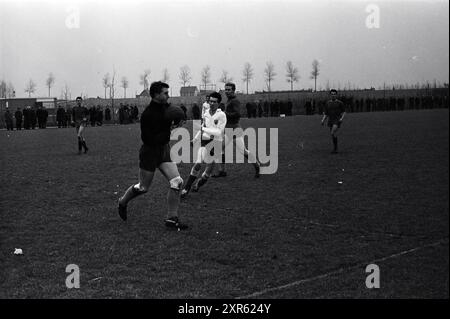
[
  {"x1": 7, "y1": 59, "x2": 448, "y2": 100},
  {"x1": 22, "y1": 73, "x2": 56, "y2": 97},
  {"x1": 127, "y1": 60, "x2": 321, "y2": 95},
  {"x1": 94, "y1": 60, "x2": 320, "y2": 99}
]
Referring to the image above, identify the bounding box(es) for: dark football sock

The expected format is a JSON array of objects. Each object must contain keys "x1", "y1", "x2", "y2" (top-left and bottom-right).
[
  {"x1": 183, "y1": 174, "x2": 197, "y2": 191},
  {"x1": 167, "y1": 188, "x2": 180, "y2": 218},
  {"x1": 120, "y1": 184, "x2": 146, "y2": 205},
  {"x1": 219, "y1": 153, "x2": 226, "y2": 172},
  {"x1": 196, "y1": 176, "x2": 208, "y2": 189},
  {"x1": 333, "y1": 136, "x2": 338, "y2": 150}
]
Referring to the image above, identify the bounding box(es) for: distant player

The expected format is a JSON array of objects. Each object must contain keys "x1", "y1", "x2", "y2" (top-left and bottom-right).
[
  {"x1": 72, "y1": 97, "x2": 89, "y2": 154},
  {"x1": 181, "y1": 92, "x2": 226, "y2": 198},
  {"x1": 202, "y1": 94, "x2": 210, "y2": 118},
  {"x1": 117, "y1": 81, "x2": 188, "y2": 230},
  {"x1": 213, "y1": 82, "x2": 260, "y2": 178},
  {"x1": 321, "y1": 89, "x2": 346, "y2": 153}
]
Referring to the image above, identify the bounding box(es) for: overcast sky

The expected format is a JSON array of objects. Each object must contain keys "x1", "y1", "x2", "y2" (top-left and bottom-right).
[{"x1": 0, "y1": 0, "x2": 448, "y2": 98}]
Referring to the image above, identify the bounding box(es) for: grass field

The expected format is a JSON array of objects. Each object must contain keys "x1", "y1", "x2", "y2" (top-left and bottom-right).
[{"x1": 0, "y1": 109, "x2": 448, "y2": 298}]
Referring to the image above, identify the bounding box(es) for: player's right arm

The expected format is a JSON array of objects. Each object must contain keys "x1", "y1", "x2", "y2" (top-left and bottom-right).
[
  {"x1": 191, "y1": 130, "x2": 201, "y2": 144},
  {"x1": 339, "y1": 101, "x2": 346, "y2": 122}
]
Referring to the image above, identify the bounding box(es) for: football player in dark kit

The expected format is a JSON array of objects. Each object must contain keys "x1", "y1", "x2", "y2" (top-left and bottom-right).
[
  {"x1": 321, "y1": 89, "x2": 346, "y2": 153},
  {"x1": 117, "y1": 81, "x2": 188, "y2": 230},
  {"x1": 213, "y1": 82, "x2": 260, "y2": 178},
  {"x1": 72, "y1": 97, "x2": 89, "y2": 154}
]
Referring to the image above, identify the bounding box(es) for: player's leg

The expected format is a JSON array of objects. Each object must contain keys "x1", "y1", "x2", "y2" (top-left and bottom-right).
[
  {"x1": 181, "y1": 163, "x2": 201, "y2": 195},
  {"x1": 78, "y1": 124, "x2": 88, "y2": 153},
  {"x1": 120, "y1": 168, "x2": 154, "y2": 206},
  {"x1": 330, "y1": 124, "x2": 340, "y2": 153},
  {"x1": 235, "y1": 136, "x2": 261, "y2": 178},
  {"x1": 76, "y1": 125, "x2": 83, "y2": 153},
  {"x1": 118, "y1": 167, "x2": 154, "y2": 221},
  {"x1": 181, "y1": 147, "x2": 204, "y2": 197},
  {"x1": 213, "y1": 136, "x2": 227, "y2": 177},
  {"x1": 193, "y1": 162, "x2": 215, "y2": 192},
  {"x1": 192, "y1": 144, "x2": 217, "y2": 192},
  {"x1": 159, "y1": 162, "x2": 188, "y2": 230}
]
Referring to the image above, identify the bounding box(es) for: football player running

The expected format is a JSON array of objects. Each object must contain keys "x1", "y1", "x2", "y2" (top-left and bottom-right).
[
  {"x1": 181, "y1": 92, "x2": 227, "y2": 198},
  {"x1": 321, "y1": 89, "x2": 346, "y2": 153},
  {"x1": 117, "y1": 81, "x2": 188, "y2": 230}
]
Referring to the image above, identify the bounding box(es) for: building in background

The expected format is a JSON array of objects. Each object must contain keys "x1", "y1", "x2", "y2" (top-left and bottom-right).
[{"x1": 180, "y1": 86, "x2": 199, "y2": 97}]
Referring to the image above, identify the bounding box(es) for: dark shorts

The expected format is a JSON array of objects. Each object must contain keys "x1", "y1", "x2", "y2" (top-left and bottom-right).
[
  {"x1": 328, "y1": 120, "x2": 341, "y2": 128},
  {"x1": 139, "y1": 144, "x2": 172, "y2": 172},
  {"x1": 75, "y1": 119, "x2": 87, "y2": 128}
]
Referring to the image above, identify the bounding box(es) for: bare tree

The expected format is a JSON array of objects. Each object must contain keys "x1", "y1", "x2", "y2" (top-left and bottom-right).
[
  {"x1": 139, "y1": 69, "x2": 151, "y2": 91},
  {"x1": 241, "y1": 63, "x2": 254, "y2": 94},
  {"x1": 201, "y1": 65, "x2": 211, "y2": 90},
  {"x1": 162, "y1": 68, "x2": 170, "y2": 83},
  {"x1": 285, "y1": 61, "x2": 299, "y2": 91},
  {"x1": 6, "y1": 82, "x2": 14, "y2": 97},
  {"x1": 46, "y1": 73, "x2": 55, "y2": 97},
  {"x1": 110, "y1": 67, "x2": 116, "y2": 121},
  {"x1": 179, "y1": 65, "x2": 192, "y2": 87},
  {"x1": 0, "y1": 81, "x2": 6, "y2": 98},
  {"x1": 1, "y1": 81, "x2": 15, "y2": 98},
  {"x1": 219, "y1": 70, "x2": 233, "y2": 85},
  {"x1": 25, "y1": 79, "x2": 37, "y2": 97},
  {"x1": 120, "y1": 76, "x2": 129, "y2": 98},
  {"x1": 264, "y1": 61, "x2": 276, "y2": 92},
  {"x1": 62, "y1": 83, "x2": 71, "y2": 100},
  {"x1": 102, "y1": 73, "x2": 111, "y2": 98},
  {"x1": 310, "y1": 59, "x2": 320, "y2": 92},
  {"x1": 110, "y1": 69, "x2": 116, "y2": 99}
]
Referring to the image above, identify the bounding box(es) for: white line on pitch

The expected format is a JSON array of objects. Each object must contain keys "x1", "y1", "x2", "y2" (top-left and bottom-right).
[{"x1": 235, "y1": 239, "x2": 448, "y2": 299}]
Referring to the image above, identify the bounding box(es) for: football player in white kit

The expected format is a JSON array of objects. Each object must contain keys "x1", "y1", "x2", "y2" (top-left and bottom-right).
[
  {"x1": 181, "y1": 92, "x2": 227, "y2": 198},
  {"x1": 202, "y1": 94, "x2": 210, "y2": 117}
]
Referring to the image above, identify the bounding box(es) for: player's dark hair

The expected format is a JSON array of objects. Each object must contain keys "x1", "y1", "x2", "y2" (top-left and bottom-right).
[
  {"x1": 225, "y1": 82, "x2": 236, "y2": 91},
  {"x1": 76, "y1": 96, "x2": 82, "y2": 101},
  {"x1": 209, "y1": 92, "x2": 222, "y2": 103},
  {"x1": 149, "y1": 81, "x2": 170, "y2": 98},
  {"x1": 330, "y1": 89, "x2": 338, "y2": 94}
]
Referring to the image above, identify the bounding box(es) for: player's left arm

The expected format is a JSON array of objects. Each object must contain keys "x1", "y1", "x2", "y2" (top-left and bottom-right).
[{"x1": 321, "y1": 102, "x2": 329, "y2": 125}]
